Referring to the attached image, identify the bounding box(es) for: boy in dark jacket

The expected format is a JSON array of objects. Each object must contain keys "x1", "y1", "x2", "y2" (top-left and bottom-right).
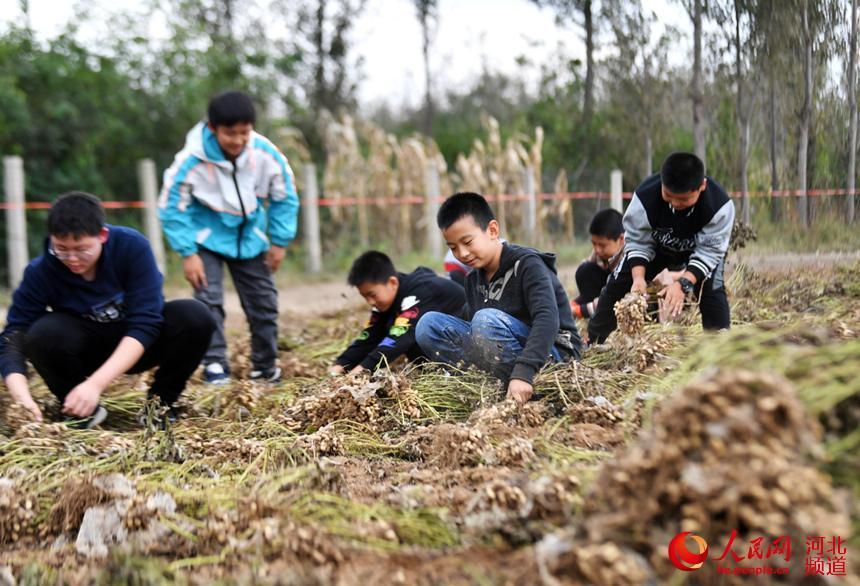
[
  {"x1": 330, "y1": 251, "x2": 465, "y2": 375},
  {"x1": 416, "y1": 192, "x2": 582, "y2": 404},
  {"x1": 588, "y1": 152, "x2": 734, "y2": 344},
  {"x1": 0, "y1": 192, "x2": 214, "y2": 428},
  {"x1": 570, "y1": 208, "x2": 625, "y2": 320}
]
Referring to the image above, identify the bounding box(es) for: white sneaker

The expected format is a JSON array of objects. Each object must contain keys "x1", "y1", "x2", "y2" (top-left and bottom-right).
[{"x1": 204, "y1": 363, "x2": 230, "y2": 385}]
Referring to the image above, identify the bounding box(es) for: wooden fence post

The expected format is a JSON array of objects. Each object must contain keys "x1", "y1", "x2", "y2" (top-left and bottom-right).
[
  {"x1": 524, "y1": 165, "x2": 537, "y2": 245},
  {"x1": 610, "y1": 169, "x2": 623, "y2": 212},
  {"x1": 424, "y1": 162, "x2": 443, "y2": 257},
  {"x1": 4, "y1": 156, "x2": 28, "y2": 288},
  {"x1": 136, "y1": 159, "x2": 166, "y2": 275},
  {"x1": 303, "y1": 163, "x2": 322, "y2": 273}
]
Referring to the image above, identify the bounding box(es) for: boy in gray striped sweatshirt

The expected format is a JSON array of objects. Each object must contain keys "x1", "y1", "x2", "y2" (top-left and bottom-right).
[{"x1": 588, "y1": 152, "x2": 735, "y2": 344}]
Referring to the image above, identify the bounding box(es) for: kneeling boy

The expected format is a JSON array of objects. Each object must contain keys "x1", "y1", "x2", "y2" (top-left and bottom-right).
[
  {"x1": 330, "y1": 251, "x2": 465, "y2": 375},
  {"x1": 570, "y1": 208, "x2": 625, "y2": 319},
  {"x1": 416, "y1": 192, "x2": 582, "y2": 404},
  {"x1": 0, "y1": 192, "x2": 215, "y2": 428}
]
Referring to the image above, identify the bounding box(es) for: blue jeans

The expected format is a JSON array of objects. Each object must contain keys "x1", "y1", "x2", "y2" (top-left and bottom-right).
[{"x1": 415, "y1": 308, "x2": 561, "y2": 381}]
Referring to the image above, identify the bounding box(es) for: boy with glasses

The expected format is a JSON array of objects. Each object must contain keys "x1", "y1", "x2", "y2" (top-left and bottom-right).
[{"x1": 0, "y1": 192, "x2": 215, "y2": 428}]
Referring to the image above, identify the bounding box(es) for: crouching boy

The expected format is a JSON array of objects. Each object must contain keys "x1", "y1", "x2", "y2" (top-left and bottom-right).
[
  {"x1": 0, "y1": 192, "x2": 215, "y2": 428},
  {"x1": 587, "y1": 152, "x2": 734, "y2": 344},
  {"x1": 330, "y1": 251, "x2": 465, "y2": 375},
  {"x1": 416, "y1": 192, "x2": 582, "y2": 404},
  {"x1": 570, "y1": 208, "x2": 625, "y2": 319}
]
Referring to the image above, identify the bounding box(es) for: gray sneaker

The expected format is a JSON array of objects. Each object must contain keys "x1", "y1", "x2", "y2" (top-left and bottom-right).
[
  {"x1": 249, "y1": 367, "x2": 281, "y2": 383},
  {"x1": 66, "y1": 404, "x2": 108, "y2": 430}
]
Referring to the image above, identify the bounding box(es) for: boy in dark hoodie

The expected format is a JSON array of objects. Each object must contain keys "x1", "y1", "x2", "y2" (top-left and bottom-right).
[
  {"x1": 0, "y1": 192, "x2": 214, "y2": 428},
  {"x1": 416, "y1": 192, "x2": 582, "y2": 404},
  {"x1": 330, "y1": 251, "x2": 465, "y2": 375}
]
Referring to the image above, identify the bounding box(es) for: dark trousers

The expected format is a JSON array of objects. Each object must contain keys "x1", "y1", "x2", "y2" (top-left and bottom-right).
[
  {"x1": 587, "y1": 254, "x2": 730, "y2": 344},
  {"x1": 573, "y1": 261, "x2": 610, "y2": 305},
  {"x1": 23, "y1": 299, "x2": 214, "y2": 406},
  {"x1": 194, "y1": 248, "x2": 279, "y2": 372}
]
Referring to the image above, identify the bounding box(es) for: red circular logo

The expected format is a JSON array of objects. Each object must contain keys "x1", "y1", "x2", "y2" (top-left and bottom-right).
[{"x1": 668, "y1": 532, "x2": 709, "y2": 571}]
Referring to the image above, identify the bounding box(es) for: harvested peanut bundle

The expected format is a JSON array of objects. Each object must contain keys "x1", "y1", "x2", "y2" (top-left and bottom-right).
[
  {"x1": 1, "y1": 401, "x2": 39, "y2": 433},
  {"x1": 0, "y1": 478, "x2": 36, "y2": 544},
  {"x1": 481, "y1": 479, "x2": 528, "y2": 511},
  {"x1": 491, "y1": 437, "x2": 536, "y2": 467},
  {"x1": 375, "y1": 370, "x2": 421, "y2": 421},
  {"x1": 430, "y1": 424, "x2": 488, "y2": 467},
  {"x1": 280, "y1": 382, "x2": 381, "y2": 433},
  {"x1": 565, "y1": 396, "x2": 624, "y2": 427},
  {"x1": 295, "y1": 423, "x2": 345, "y2": 458},
  {"x1": 543, "y1": 369, "x2": 856, "y2": 583},
  {"x1": 613, "y1": 292, "x2": 649, "y2": 335}
]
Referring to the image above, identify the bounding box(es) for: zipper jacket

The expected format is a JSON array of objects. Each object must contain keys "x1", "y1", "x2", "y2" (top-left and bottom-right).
[{"x1": 159, "y1": 122, "x2": 300, "y2": 260}]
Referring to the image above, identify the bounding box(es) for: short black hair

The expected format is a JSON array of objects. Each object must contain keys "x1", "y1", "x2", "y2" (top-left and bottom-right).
[
  {"x1": 589, "y1": 209, "x2": 624, "y2": 240},
  {"x1": 208, "y1": 90, "x2": 256, "y2": 127},
  {"x1": 348, "y1": 251, "x2": 397, "y2": 286},
  {"x1": 437, "y1": 192, "x2": 495, "y2": 230},
  {"x1": 660, "y1": 152, "x2": 705, "y2": 194},
  {"x1": 47, "y1": 192, "x2": 106, "y2": 237}
]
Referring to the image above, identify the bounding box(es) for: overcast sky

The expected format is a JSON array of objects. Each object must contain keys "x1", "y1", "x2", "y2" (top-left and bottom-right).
[{"x1": 4, "y1": 0, "x2": 688, "y2": 108}]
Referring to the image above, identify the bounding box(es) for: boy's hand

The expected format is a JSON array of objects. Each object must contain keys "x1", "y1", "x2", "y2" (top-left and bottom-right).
[
  {"x1": 631, "y1": 276, "x2": 648, "y2": 295},
  {"x1": 183, "y1": 254, "x2": 208, "y2": 289},
  {"x1": 328, "y1": 364, "x2": 346, "y2": 376},
  {"x1": 266, "y1": 245, "x2": 286, "y2": 273},
  {"x1": 658, "y1": 282, "x2": 686, "y2": 318},
  {"x1": 20, "y1": 399, "x2": 43, "y2": 422},
  {"x1": 62, "y1": 380, "x2": 103, "y2": 418},
  {"x1": 5, "y1": 373, "x2": 43, "y2": 422},
  {"x1": 506, "y1": 379, "x2": 534, "y2": 404}
]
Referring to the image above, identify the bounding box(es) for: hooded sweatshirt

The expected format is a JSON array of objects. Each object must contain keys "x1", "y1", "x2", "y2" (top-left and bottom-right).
[
  {"x1": 158, "y1": 122, "x2": 300, "y2": 260},
  {"x1": 0, "y1": 226, "x2": 164, "y2": 378},
  {"x1": 336, "y1": 267, "x2": 465, "y2": 371},
  {"x1": 464, "y1": 243, "x2": 582, "y2": 384}
]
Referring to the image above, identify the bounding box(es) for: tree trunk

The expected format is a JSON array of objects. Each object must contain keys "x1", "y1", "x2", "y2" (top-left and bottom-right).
[
  {"x1": 797, "y1": 1, "x2": 812, "y2": 228},
  {"x1": 313, "y1": 0, "x2": 327, "y2": 115},
  {"x1": 644, "y1": 133, "x2": 653, "y2": 179},
  {"x1": 692, "y1": 0, "x2": 706, "y2": 164},
  {"x1": 848, "y1": 0, "x2": 858, "y2": 223},
  {"x1": 769, "y1": 73, "x2": 780, "y2": 222},
  {"x1": 734, "y1": 0, "x2": 750, "y2": 224},
  {"x1": 421, "y1": 13, "x2": 434, "y2": 136},
  {"x1": 740, "y1": 117, "x2": 751, "y2": 223},
  {"x1": 584, "y1": 0, "x2": 595, "y2": 120}
]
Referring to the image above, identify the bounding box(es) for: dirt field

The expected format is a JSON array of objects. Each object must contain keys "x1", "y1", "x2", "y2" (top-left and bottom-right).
[{"x1": 0, "y1": 255, "x2": 859, "y2": 585}]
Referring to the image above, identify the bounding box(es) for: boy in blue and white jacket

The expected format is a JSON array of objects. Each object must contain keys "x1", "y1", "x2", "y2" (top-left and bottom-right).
[{"x1": 159, "y1": 90, "x2": 300, "y2": 384}]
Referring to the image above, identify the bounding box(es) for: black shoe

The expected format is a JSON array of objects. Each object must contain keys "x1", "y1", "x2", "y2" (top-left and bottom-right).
[
  {"x1": 66, "y1": 404, "x2": 108, "y2": 430},
  {"x1": 249, "y1": 366, "x2": 281, "y2": 383}
]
